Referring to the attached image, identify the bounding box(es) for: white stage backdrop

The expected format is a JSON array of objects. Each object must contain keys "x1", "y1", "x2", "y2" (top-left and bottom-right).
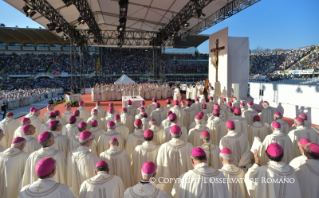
[{"x1": 250, "y1": 82, "x2": 319, "y2": 125}]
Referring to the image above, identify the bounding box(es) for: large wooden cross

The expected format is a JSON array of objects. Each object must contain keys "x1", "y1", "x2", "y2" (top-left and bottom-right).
[{"x1": 210, "y1": 39, "x2": 225, "y2": 82}]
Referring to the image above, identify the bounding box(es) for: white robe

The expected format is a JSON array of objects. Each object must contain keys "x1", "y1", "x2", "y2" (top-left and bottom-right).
[
  {"x1": 125, "y1": 129, "x2": 144, "y2": 156},
  {"x1": 88, "y1": 126, "x2": 105, "y2": 142},
  {"x1": 295, "y1": 159, "x2": 319, "y2": 198},
  {"x1": 62, "y1": 111, "x2": 73, "y2": 123},
  {"x1": 29, "y1": 115, "x2": 43, "y2": 138},
  {"x1": 219, "y1": 164, "x2": 248, "y2": 198},
  {"x1": 199, "y1": 142, "x2": 222, "y2": 170},
  {"x1": 276, "y1": 118, "x2": 290, "y2": 134},
  {"x1": 206, "y1": 117, "x2": 226, "y2": 145},
  {"x1": 219, "y1": 131, "x2": 250, "y2": 168},
  {"x1": 0, "y1": 147, "x2": 29, "y2": 198},
  {"x1": 75, "y1": 117, "x2": 85, "y2": 126},
  {"x1": 14, "y1": 125, "x2": 24, "y2": 138},
  {"x1": 62, "y1": 123, "x2": 80, "y2": 138},
  {"x1": 141, "y1": 117, "x2": 150, "y2": 131},
  {"x1": 106, "y1": 110, "x2": 120, "y2": 117},
  {"x1": 259, "y1": 107, "x2": 274, "y2": 125},
  {"x1": 21, "y1": 147, "x2": 67, "y2": 187},
  {"x1": 115, "y1": 122, "x2": 129, "y2": 140},
  {"x1": 44, "y1": 110, "x2": 53, "y2": 123},
  {"x1": 288, "y1": 126, "x2": 319, "y2": 157},
  {"x1": 148, "y1": 103, "x2": 156, "y2": 114},
  {"x1": 242, "y1": 108, "x2": 258, "y2": 126},
  {"x1": 121, "y1": 113, "x2": 134, "y2": 134},
  {"x1": 170, "y1": 105, "x2": 185, "y2": 126},
  {"x1": 163, "y1": 123, "x2": 188, "y2": 143},
  {"x1": 93, "y1": 106, "x2": 106, "y2": 120},
  {"x1": 97, "y1": 130, "x2": 125, "y2": 154},
  {"x1": 191, "y1": 102, "x2": 202, "y2": 116},
  {"x1": 150, "y1": 125, "x2": 164, "y2": 144},
  {"x1": 171, "y1": 163, "x2": 230, "y2": 198},
  {"x1": 50, "y1": 131, "x2": 69, "y2": 157},
  {"x1": 150, "y1": 109, "x2": 166, "y2": 127},
  {"x1": 79, "y1": 171, "x2": 125, "y2": 198},
  {"x1": 0, "y1": 117, "x2": 20, "y2": 149},
  {"x1": 23, "y1": 135, "x2": 41, "y2": 154},
  {"x1": 100, "y1": 146, "x2": 133, "y2": 189},
  {"x1": 183, "y1": 107, "x2": 196, "y2": 131},
  {"x1": 19, "y1": 178, "x2": 76, "y2": 198},
  {"x1": 156, "y1": 138, "x2": 194, "y2": 195},
  {"x1": 67, "y1": 146, "x2": 100, "y2": 196},
  {"x1": 232, "y1": 101, "x2": 240, "y2": 108},
  {"x1": 77, "y1": 106, "x2": 91, "y2": 122},
  {"x1": 259, "y1": 129, "x2": 294, "y2": 165},
  {"x1": 289, "y1": 154, "x2": 307, "y2": 170},
  {"x1": 245, "y1": 161, "x2": 302, "y2": 198},
  {"x1": 126, "y1": 105, "x2": 137, "y2": 118},
  {"x1": 162, "y1": 104, "x2": 173, "y2": 117},
  {"x1": 248, "y1": 122, "x2": 269, "y2": 146},
  {"x1": 131, "y1": 141, "x2": 160, "y2": 184},
  {"x1": 69, "y1": 133, "x2": 98, "y2": 156},
  {"x1": 188, "y1": 124, "x2": 211, "y2": 147},
  {"x1": 229, "y1": 115, "x2": 249, "y2": 137},
  {"x1": 87, "y1": 115, "x2": 104, "y2": 131},
  {"x1": 40, "y1": 120, "x2": 51, "y2": 133},
  {"x1": 160, "y1": 118, "x2": 171, "y2": 130},
  {"x1": 124, "y1": 182, "x2": 170, "y2": 198},
  {"x1": 206, "y1": 101, "x2": 215, "y2": 112}
]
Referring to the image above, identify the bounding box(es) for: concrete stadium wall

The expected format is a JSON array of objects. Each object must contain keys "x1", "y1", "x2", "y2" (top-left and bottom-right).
[{"x1": 249, "y1": 82, "x2": 319, "y2": 125}]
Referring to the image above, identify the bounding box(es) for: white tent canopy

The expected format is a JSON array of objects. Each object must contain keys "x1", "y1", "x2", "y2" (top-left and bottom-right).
[{"x1": 114, "y1": 74, "x2": 135, "y2": 84}]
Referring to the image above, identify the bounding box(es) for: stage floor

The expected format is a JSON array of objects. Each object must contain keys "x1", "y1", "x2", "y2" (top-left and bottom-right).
[{"x1": 16, "y1": 94, "x2": 317, "y2": 128}]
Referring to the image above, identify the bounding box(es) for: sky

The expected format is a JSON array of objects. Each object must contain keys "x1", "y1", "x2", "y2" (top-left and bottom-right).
[{"x1": 0, "y1": 0, "x2": 318, "y2": 53}]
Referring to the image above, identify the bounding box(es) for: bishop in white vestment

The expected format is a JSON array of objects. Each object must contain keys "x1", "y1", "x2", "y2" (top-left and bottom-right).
[
  {"x1": 229, "y1": 108, "x2": 248, "y2": 137},
  {"x1": 182, "y1": 101, "x2": 196, "y2": 131},
  {"x1": 273, "y1": 112, "x2": 289, "y2": 134},
  {"x1": 125, "y1": 119, "x2": 145, "y2": 156},
  {"x1": 247, "y1": 115, "x2": 269, "y2": 146},
  {"x1": 259, "y1": 101, "x2": 274, "y2": 125},
  {"x1": 88, "y1": 119, "x2": 105, "y2": 142},
  {"x1": 149, "y1": 119, "x2": 164, "y2": 144},
  {"x1": 289, "y1": 138, "x2": 311, "y2": 170},
  {"x1": 87, "y1": 109, "x2": 105, "y2": 130},
  {"x1": 191, "y1": 97, "x2": 202, "y2": 115},
  {"x1": 93, "y1": 101, "x2": 106, "y2": 120},
  {"x1": 21, "y1": 124, "x2": 41, "y2": 153},
  {"x1": 48, "y1": 120, "x2": 69, "y2": 157},
  {"x1": 141, "y1": 113, "x2": 150, "y2": 130},
  {"x1": 170, "y1": 100, "x2": 185, "y2": 126},
  {"x1": 79, "y1": 160, "x2": 125, "y2": 198},
  {"x1": 0, "y1": 112, "x2": 20, "y2": 149},
  {"x1": 44, "y1": 104, "x2": 54, "y2": 123},
  {"x1": 97, "y1": 121, "x2": 125, "y2": 154},
  {"x1": 77, "y1": 101, "x2": 91, "y2": 122},
  {"x1": 150, "y1": 102, "x2": 166, "y2": 127},
  {"x1": 29, "y1": 109, "x2": 44, "y2": 137},
  {"x1": 188, "y1": 115, "x2": 210, "y2": 147},
  {"x1": 148, "y1": 98, "x2": 157, "y2": 114},
  {"x1": 14, "y1": 117, "x2": 31, "y2": 138},
  {"x1": 126, "y1": 100, "x2": 137, "y2": 118},
  {"x1": 198, "y1": 131, "x2": 221, "y2": 169},
  {"x1": 160, "y1": 110, "x2": 173, "y2": 129},
  {"x1": 163, "y1": 114, "x2": 188, "y2": 142},
  {"x1": 206, "y1": 109, "x2": 226, "y2": 145},
  {"x1": 162, "y1": 99, "x2": 173, "y2": 117},
  {"x1": 62, "y1": 116, "x2": 80, "y2": 138},
  {"x1": 62, "y1": 105, "x2": 73, "y2": 123},
  {"x1": 242, "y1": 101, "x2": 258, "y2": 126},
  {"x1": 40, "y1": 112, "x2": 57, "y2": 133},
  {"x1": 121, "y1": 108, "x2": 135, "y2": 134}
]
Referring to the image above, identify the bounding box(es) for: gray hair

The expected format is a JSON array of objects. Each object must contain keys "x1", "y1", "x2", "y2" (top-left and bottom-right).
[
  {"x1": 171, "y1": 132, "x2": 181, "y2": 138},
  {"x1": 141, "y1": 171, "x2": 155, "y2": 178},
  {"x1": 39, "y1": 133, "x2": 53, "y2": 147},
  {"x1": 108, "y1": 126, "x2": 116, "y2": 130},
  {"x1": 195, "y1": 119, "x2": 204, "y2": 125},
  {"x1": 79, "y1": 134, "x2": 94, "y2": 145},
  {"x1": 219, "y1": 153, "x2": 234, "y2": 162},
  {"x1": 11, "y1": 140, "x2": 26, "y2": 148},
  {"x1": 201, "y1": 136, "x2": 210, "y2": 141}
]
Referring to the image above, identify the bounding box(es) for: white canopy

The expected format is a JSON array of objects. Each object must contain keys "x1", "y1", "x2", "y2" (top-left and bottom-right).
[{"x1": 114, "y1": 74, "x2": 135, "y2": 84}]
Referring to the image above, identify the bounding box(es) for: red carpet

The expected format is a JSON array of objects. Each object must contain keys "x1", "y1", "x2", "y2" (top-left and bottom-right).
[{"x1": 19, "y1": 94, "x2": 317, "y2": 128}]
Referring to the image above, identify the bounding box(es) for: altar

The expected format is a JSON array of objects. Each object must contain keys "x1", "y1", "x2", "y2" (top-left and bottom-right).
[
  {"x1": 122, "y1": 96, "x2": 144, "y2": 108},
  {"x1": 65, "y1": 94, "x2": 82, "y2": 102}
]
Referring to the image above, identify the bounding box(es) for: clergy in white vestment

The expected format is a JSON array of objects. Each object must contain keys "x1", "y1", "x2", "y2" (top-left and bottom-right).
[
  {"x1": 207, "y1": 109, "x2": 226, "y2": 145},
  {"x1": 114, "y1": 114, "x2": 129, "y2": 139},
  {"x1": 0, "y1": 129, "x2": 4, "y2": 152},
  {"x1": 242, "y1": 101, "x2": 258, "y2": 126},
  {"x1": 229, "y1": 108, "x2": 249, "y2": 137},
  {"x1": 104, "y1": 107, "x2": 116, "y2": 128},
  {"x1": 0, "y1": 112, "x2": 20, "y2": 149},
  {"x1": 124, "y1": 161, "x2": 170, "y2": 198},
  {"x1": 273, "y1": 112, "x2": 289, "y2": 134},
  {"x1": 182, "y1": 101, "x2": 195, "y2": 131},
  {"x1": 150, "y1": 102, "x2": 166, "y2": 126},
  {"x1": 62, "y1": 105, "x2": 73, "y2": 123},
  {"x1": 88, "y1": 119, "x2": 105, "y2": 142},
  {"x1": 21, "y1": 131, "x2": 67, "y2": 187},
  {"x1": 186, "y1": 84, "x2": 192, "y2": 100},
  {"x1": 100, "y1": 137, "x2": 133, "y2": 189},
  {"x1": 198, "y1": 131, "x2": 221, "y2": 169},
  {"x1": 289, "y1": 138, "x2": 311, "y2": 170},
  {"x1": 295, "y1": 143, "x2": 319, "y2": 198},
  {"x1": 135, "y1": 106, "x2": 146, "y2": 120},
  {"x1": 157, "y1": 125, "x2": 194, "y2": 196},
  {"x1": 106, "y1": 103, "x2": 120, "y2": 117},
  {"x1": 21, "y1": 124, "x2": 41, "y2": 154},
  {"x1": 69, "y1": 122, "x2": 98, "y2": 155},
  {"x1": 219, "y1": 98, "x2": 228, "y2": 112},
  {"x1": 54, "y1": 110, "x2": 67, "y2": 127},
  {"x1": 198, "y1": 90, "x2": 206, "y2": 104},
  {"x1": 191, "y1": 97, "x2": 202, "y2": 115},
  {"x1": 299, "y1": 113, "x2": 319, "y2": 133},
  {"x1": 126, "y1": 100, "x2": 137, "y2": 118},
  {"x1": 201, "y1": 103, "x2": 210, "y2": 122},
  {"x1": 259, "y1": 121, "x2": 294, "y2": 165},
  {"x1": 40, "y1": 112, "x2": 57, "y2": 133},
  {"x1": 288, "y1": 117, "x2": 319, "y2": 157},
  {"x1": 170, "y1": 100, "x2": 185, "y2": 126},
  {"x1": 87, "y1": 109, "x2": 105, "y2": 130},
  {"x1": 160, "y1": 110, "x2": 173, "y2": 129},
  {"x1": 163, "y1": 113, "x2": 188, "y2": 142},
  {"x1": 14, "y1": 117, "x2": 31, "y2": 138},
  {"x1": 19, "y1": 157, "x2": 77, "y2": 198},
  {"x1": 135, "y1": 101, "x2": 150, "y2": 116},
  {"x1": 0, "y1": 137, "x2": 29, "y2": 198},
  {"x1": 62, "y1": 116, "x2": 80, "y2": 138},
  {"x1": 121, "y1": 107, "x2": 135, "y2": 134},
  {"x1": 141, "y1": 113, "x2": 150, "y2": 130},
  {"x1": 180, "y1": 100, "x2": 186, "y2": 110},
  {"x1": 206, "y1": 96, "x2": 215, "y2": 112},
  {"x1": 67, "y1": 131, "x2": 100, "y2": 196},
  {"x1": 74, "y1": 110, "x2": 85, "y2": 125},
  {"x1": 245, "y1": 143, "x2": 302, "y2": 198},
  {"x1": 247, "y1": 115, "x2": 269, "y2": 146},
  {"x1": 77, "y1": 101, "x2": 90, "y2": 122},
  {"x1": 259, "y1": 101, "x2": 274, "y2": 125},
  {"x1": 213, "y1": 103, "x2": 227, "y2": 121},
  {"x1": 219, "y1": 121, "x2": 250, "y2": 169},
  {"x1": 188, "y1": 115, "x2": 210, "y2": 147},
  {"x1": 189, "y1": 111, "x2": 207, "y2": 131},
  {"x1": 125, "y1": 119, "x2": 144, "y2": 156},
  {"x1": 173, "y1": 87, "x2": 182, "y2": 102},
  {"x1": 44, "y1": 104, "x2": 55, "y2": 123},
  {"x1": 162, "y1": 99, "x2": 173, "y2": 117},
  {"x1": 131, "y1": 129, "x2": 160, "y2": 184},
  {"x1": 148, "y1": 98, "x2": 157, "y2": 114},
  {"x1": 93, "y1": 101, "x2": 106, "y2": 120},
  {"x1": 149, "y1": 119, "x2": 164, "y2": 144},
  {"x1": 232, "y1": 97, "x2": 240, "y2": 108},
  {"x1": 48, "y1": 120, "x2": 69, "y2": 157},
  {"x1": 97, "y1": 121, "x2": 125, "y2": 154},
  {"x1": 226, "y1": 103, "x2": 234, "y2": 120},
  {"x1": 239, "y1": 102, "x2": 246, "y2": 113},
  {"x1": 219, "y1": 148, "x2": 248, "y2": 198},
  {"x1": 79, "y1": 160, "x2": 125, "y2": 198},
  {"x1": 171, "y1": 147, "x2": 230, "y2": 198}
]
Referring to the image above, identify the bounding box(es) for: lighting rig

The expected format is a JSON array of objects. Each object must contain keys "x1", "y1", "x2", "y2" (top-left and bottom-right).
[{"x1": 117, "y1": 0, "x2": 129, "y2": 47}]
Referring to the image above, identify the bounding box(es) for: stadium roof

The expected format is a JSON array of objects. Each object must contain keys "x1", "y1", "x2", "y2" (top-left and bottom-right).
[{"x1": 4, "y1": 0, "x2": 260, "y2": 47}]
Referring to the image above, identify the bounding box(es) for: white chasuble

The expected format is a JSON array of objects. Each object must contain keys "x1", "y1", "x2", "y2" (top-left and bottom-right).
[
  {"x1": 160, "y1": 118, "x2": 171, "y2": 130},
  {"x1": 171, "y1": 163, "x2": 230, "y2": 198},
  {"x1": 125, "y1": 129, "x2": 144, "y2": 156},
  {"x1": 124, "y1": 182, "x2": 170, "y2": 198},
  {"x1": 93, "y1": 106, "x2": 106, "y2": 121},
  {"x1": 19, "y1": 178, "x2": 76, "y2": 198},
  {"x1": 156, "y1": 138, "x2": 194, "y2": 195},
  {"x1": 295, "y1": 159, "x2": 319, "y2": 198},
  {"x1": 260, "y1": 130, "x2": 294, "y2": 165},
  {"x1": 163, "y1": 124, "x2": 188, "y2": 143},
  {"x1": 100, "y1": 146, "x2": 133, "y2": 189},
  {"x1": 87, "y1": 115, "x2": 104, "y2": 131},
  {"x1": 131, "y1": 141, "x2": 160, "y2": 184},
  {"x1": 62, "y1": 123, "x2": 80, "y2": 138},
  {"x1": 169, "y1": 105, "x2": 185, "y2": 126},
  {"x1": 62, "y1": 111, "x2": 74, "y2": 123},
  {"x1": 150, "y1": 125, "x2": 164, "y2": 144},
  {"x1": 259, "y1": 107, "x2": 274, "y2": 125},
  {"x1": 183, "y1": 107, "x2": 196, "y2": 131},
  {"x1": 50, "y1": 131, "x2": 69, "y2": 157},
  {"x1": 77, "y1": 106, "x2": 91, "y2": 122},
  {"x1": 150, "y1": 109, "x2": 166, "y2": 127},
  {"x1": 242, "y1": 108, "x2": 258, "y2": 126},
  {"x1": 199, "y1": 142, "x2": 222, "y2": 170},
  {"x1": 245, "y1": 161, "x2": 302, "y2": 198},
  {"x1": 229, "y1": 116, "x2": 249, "y2": 137},
  {"x1": 248, "y1": 122, "x2": 269, "y2": 146},
  {"x1": 88, "y1": 126, "x2": 105, "y2": 142},
  {"x1": 126, "y1": 105, "x2": 137, "y2": 118},
  {"x1": 219, "y1": 131, "x2": 250, "y2": 168},
  {"x1": 188, "y1": 124, "x2": 211, "y2": 147},
  {"x1": 219, "y1": 164, "x2": 248, "y2": 198},
  {"x1": 191, "y1": 102, "x2": 203, "y2": 116},
  {"x1": 29, "y1": 116, "x2": 43, "y2": 138},
  {"x1": 0, "y1": 147, "x2": 29, "y2": 198},
  {"x1": 69, "y1": 133, "x2": 98, "y2": 156},
  {"x1": 44, "y1": 110, "x2": 53, "y2": 123},
  {"x1": 121, "y1": 113, "x2": 134, "y2": 134},
  {"x1": 23, "y1": 135, "x2": 41, "y2": 154},
  {"x1": 115, "y1": 122, "x2": 129, "y2": 140},
  {"x1": 14, "y1": 125, "x2": 24, "y2": 138},
  {"x1": 206, "y1": 117, "x2": 226, "y2": 145},
  {"x1": 21, "y1": 147, "x2": 67, "y2": 187},
  {"x1": 276, "y1": 118, "x2": 290, "y2": 134},
  {"x1": 79, "y1": 171, "x2": 125, "y2": 198},
  {"x1": 289, "y1": 155, "x2": 307, "y2": 170},
  {"x1": 67, "y1": 146, "x2": 100, "y2": 196},
  {"x1": 0, "y1": 117, "x2": 21, "y2": 148},
  {"x1": 97, "y1": 130, "x2": 125, "y2": 154}
]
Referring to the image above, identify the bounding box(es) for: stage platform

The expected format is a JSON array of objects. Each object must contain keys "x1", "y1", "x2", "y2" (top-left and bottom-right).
[{"x1": 14, "y1": 94, "x2": 317, "y2": 128}]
